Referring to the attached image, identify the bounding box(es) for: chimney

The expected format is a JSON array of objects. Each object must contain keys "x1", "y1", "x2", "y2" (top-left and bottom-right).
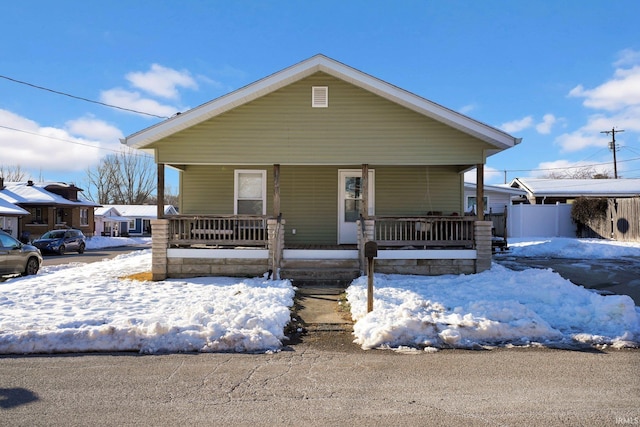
[
  {"x1": 0, "y1": 176, "x2": 4, "y2": 190},
  {"x1": 27, "y1": 180, "x2": 34, "y2": 186}
]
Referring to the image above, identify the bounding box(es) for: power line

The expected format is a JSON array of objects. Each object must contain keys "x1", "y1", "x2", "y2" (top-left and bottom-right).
[
  {"x1": 0, "y1": 74, "x2": 169, "y2": 119},
  {"x1": 0, "y1": 124, "x2": 153, "y2": 158}
]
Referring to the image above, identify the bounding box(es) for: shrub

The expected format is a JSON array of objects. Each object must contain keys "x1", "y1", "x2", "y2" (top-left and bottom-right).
[{"x1": 571, "y1": 197, "x2": 608, "y2": 225}]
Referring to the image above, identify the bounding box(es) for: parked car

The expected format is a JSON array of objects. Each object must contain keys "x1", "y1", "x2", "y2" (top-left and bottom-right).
[
  {"x1": 32, "y1": 229, "x2": 86, "y2": 254},
  {"x1": 0, "y1": 229, "x2": 43, "y2": 277}
]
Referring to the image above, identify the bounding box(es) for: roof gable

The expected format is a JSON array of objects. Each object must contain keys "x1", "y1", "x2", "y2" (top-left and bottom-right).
[{"x1": 123, "y1": 55, "x2": 519, "y2": 153}]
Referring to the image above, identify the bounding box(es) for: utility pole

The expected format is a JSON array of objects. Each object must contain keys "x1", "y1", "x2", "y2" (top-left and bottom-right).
[{"x1": 601, "y1": 128, "x2": 624, "y2": 179}]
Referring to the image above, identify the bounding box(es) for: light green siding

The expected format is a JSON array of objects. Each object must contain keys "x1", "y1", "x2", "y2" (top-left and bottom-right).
[
  {"x1": 180, "y1": 165, "x2": 463, "y2": 245},
  {"x1": 152, "y1": 72, "x2": 492, "y2": 166}
]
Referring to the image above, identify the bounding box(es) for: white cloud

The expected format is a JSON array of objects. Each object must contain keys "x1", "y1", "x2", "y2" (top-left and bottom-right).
[
  {"x1": 459, "y1": 104, "x2": 476, "y2": 114},
  {"x1": 65, "y1": 116, "x2": 123, "y2": 143},
  {"x1": 126, "y1": 64, "x2": 197, "y2": 99},
  {"x1": 0, "y1": 109, "x2": 104, "y2": 173},
  {"x1": 535, "y1": 114, "x2": 557, "y2": 134},
  {"x1": 614, "y1": 48, "x2": 640, "y2": 67},
  {"x1": 100, "y1": 88, "x2": 180, "y2": 118},
  {"x1": 499, "y1": 116, "x2": 534, "y2": 133},
  {"x1": 569, "y1": 65, "x2": 640, "y2": 111}
]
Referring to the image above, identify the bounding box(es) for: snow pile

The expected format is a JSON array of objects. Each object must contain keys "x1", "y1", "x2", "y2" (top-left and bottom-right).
[
  {"x1": 506, "y1": 237, "x2": 640, "y2": 259},
  {"x1": 348, "y1": 237, "x2": 640, "y2": 351},
  {"x1": 0, "y1": 250, "x2": 294, "y2": 354}
]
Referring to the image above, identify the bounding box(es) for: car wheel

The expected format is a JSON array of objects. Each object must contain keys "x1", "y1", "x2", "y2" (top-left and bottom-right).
[
  {"x1": 22, "y1": 257, "x2": 40, "y2": 276},
  {"x1": 58, "y1": 245, "x2": 66, "y2": 255},
  {"x1": 78, "y1": 243, "x2": 85, "y2": 254}
]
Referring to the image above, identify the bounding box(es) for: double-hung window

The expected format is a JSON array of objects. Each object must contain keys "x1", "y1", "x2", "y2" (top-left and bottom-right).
[{"x1": 234, "y1": 170, "x2": 266, "y2": 215}]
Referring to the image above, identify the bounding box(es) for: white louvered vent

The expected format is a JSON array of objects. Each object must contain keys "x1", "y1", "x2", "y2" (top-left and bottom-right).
[{"x1": 312, "y1": 86, "x2": 328, "y2": 108}]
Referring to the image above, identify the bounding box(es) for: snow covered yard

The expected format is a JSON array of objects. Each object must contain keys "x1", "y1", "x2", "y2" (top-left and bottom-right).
[
  {"x1": 348, "y1": 238, "x2": 640, "y2": 351},
  {"x1": 0, "y1": 236, "x2": 639, "y2": 354}
]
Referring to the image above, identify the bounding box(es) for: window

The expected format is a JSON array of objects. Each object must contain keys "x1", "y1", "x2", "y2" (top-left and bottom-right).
[
  {"x1": 235, "y1": 170, "x2": 266, "y2": 215},
  {"x1": 80, "y1": 208, "x2": 89, "y2": 226},
  {"x1": 466, "y1": 196, "x2": 489, "y2": 214}
]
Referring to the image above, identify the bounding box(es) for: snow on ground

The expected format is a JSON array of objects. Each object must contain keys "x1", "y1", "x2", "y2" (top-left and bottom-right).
[
  {"x1": 1, "y1": 236, "x2": 639, "y2": 354},
  {"x1": 348, "y1": 238, "x2": 640, "y2": 351},
  {"x1": 0, "y1": 237, "x2": 294, "y2": 354}
]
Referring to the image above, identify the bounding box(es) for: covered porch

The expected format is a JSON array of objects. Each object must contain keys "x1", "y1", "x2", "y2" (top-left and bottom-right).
[{"x1": 150, "y1": 161, "x2": 493, "y2": 282}]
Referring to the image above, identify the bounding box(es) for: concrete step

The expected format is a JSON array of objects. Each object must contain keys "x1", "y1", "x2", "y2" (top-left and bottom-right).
[{"x1": 280, "y1": 268, "x2": 360, "y2": 285}]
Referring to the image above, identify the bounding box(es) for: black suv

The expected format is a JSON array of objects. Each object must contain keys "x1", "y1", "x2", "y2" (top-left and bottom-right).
[{"x1": 33, "y1": 229, "x2": 86, "y2": 254}]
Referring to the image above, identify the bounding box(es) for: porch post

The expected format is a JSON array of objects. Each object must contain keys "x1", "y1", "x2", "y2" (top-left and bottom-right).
[
  {"x1": 474, "y1": 220, "x2": 493, "y2": 273},
  {"x1": 361, "y1": 164, "x2": 369, "y2": 219},
  {"x1": 273, "y1": 164, "x2": 280, "y2": 216},
  {"x1": 268, "y1": 218, "x2": 285, "y2": 279},
  {"x1": 476, "y1": 164, "x2": 484, "y2": 220},
  {"x1": 151, "y1": 219, "x2": 169, "y2": 281},
  {"x1": 157, "y1": 163, "x2": 165, "y2": 219}
]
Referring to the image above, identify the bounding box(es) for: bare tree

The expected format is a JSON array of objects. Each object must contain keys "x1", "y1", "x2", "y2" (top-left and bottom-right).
[
  {"x1": 84, "y1": 149, "x2": 157, "y2": 204},
  {"x1": 0, "y1": 165, "x2": 31, "y2": 182},
  {"x1": 543, "y1": 166, "x2": 612, "y2": 179}
]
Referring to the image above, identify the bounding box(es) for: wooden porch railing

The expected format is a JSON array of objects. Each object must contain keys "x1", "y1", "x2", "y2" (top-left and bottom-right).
[
  {"x1": 168, "y1": 215, "x2": 269, "y2": 247},
  {"x1": 372, "y1": 216, "x2": 476, "y2": 248}
]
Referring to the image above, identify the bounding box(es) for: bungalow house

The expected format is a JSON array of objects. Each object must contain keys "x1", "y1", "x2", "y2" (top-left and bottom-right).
[
  {"x1": 94, "y1": 206, "x2": 132, "y2": 237},
  {"x1": 122, "y1": 55, "x2": 521, "y2": 282},
  {"x1": 508, "y1": 178, "x2": 640, "y2": 204},
  {"x1": 0, "y1": 197, "x2": 29, "y2": 238},
  {"x1": 0, "y1": 179, "x2": 100, "y2": 241},
  {"x1": 98, "y1": 205, "x2": 178, "y2": 236}
]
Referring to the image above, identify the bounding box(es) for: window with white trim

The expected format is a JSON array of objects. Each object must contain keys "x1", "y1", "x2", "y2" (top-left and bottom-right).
[{"x1": 234, "y1": 170, "x2": 267, "y2": 215}]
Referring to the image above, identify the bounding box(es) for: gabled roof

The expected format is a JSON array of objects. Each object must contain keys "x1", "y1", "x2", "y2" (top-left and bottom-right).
[
  {"x1": 0, "y1": 197, "x2": 29, "y2": 216},
  {"x1": 509, "y1": 178, "x2": 640, "y2": 197},
  {"x1": 101, "y1": 205, "x2": 178, "y2": 218},
  {"x1": 123, "y1": 54, "x2": 520, "y2": 153},
  {"x1": 464, "y1": 182, "x2": 528, "y2": 196},
  {"x1": 0, "y1": 182, "x2": 100, "y2": 207}
]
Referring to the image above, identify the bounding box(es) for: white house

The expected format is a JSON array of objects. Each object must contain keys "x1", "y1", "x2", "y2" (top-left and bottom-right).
[{"x1": 98, "y1": 205, "x2": 178, "y2": 236}]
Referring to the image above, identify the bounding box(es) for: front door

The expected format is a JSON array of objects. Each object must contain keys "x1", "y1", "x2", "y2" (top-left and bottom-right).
[{"x1": 338, "y1": 169, "x2": 374, "y2": 244}]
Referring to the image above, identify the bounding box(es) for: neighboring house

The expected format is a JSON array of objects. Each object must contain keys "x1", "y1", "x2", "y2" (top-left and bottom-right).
[
  {"x1": 508, "y1": 178, "x2": 640, "y2": 204},
  {"x1": 506, "y1": 178, "x2": 640, "y2": 239},
  {"x1": 0, "y1": 179, "x2": 100, "y2": 241},
  {"x1": 0, "y1": 197, "x2": 29, "y2": 238},
  {"x1": 463, "y1": 182, "x2": 527, "y2": 214},
  {"x1": 99, "y1": 205, "x2": 178, "y2": 236},
  {"x1": 94, "y1": 206, "x2": 133, "y2": 237},
  {"x1": 122, "y1": 55, "x2": 520, "y2": 281}
]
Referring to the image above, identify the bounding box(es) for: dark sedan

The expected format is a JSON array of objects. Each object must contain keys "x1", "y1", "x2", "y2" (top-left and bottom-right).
[{"x1": 32, "y1": 229, "x2": 86, "y2": 254}]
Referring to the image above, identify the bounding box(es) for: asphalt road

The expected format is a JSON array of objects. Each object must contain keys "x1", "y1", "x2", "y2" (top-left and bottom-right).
[
  {"x1": 40, "y1": 245, "x2": 150, "y2": 267},
  {"x1": 1, "y1": 335, "x2": 638, "y2": 426},
  {"x1": 494, "y1": 254, "x2": 640, "y2": 306}
]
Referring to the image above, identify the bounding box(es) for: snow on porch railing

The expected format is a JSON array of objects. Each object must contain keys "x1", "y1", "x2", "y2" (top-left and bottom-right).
[
  {"x1": 168, "y1": 215, "x2": 269, "y2": 247},
  {"x1": 372, "y1": 216, "x2": 475, "y2": 248}
]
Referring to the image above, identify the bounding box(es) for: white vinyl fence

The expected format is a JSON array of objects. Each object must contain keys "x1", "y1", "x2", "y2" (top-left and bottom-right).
[{"x1": 507, "y1": 203, "x2": 576, "y2": 238}]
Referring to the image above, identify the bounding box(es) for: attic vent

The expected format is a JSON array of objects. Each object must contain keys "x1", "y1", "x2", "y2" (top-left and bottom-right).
[{"x1": 312, "y1": 86, "x2": 328, "y2": 108}]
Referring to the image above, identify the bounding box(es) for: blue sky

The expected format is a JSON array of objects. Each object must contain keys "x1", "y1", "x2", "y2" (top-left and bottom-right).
[{"x1": 1, "y1": 1, "x2": 639, "y2": 195}]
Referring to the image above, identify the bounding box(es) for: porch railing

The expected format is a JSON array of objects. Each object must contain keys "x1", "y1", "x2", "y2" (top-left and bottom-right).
[
  {"x1": 372, "y1": 216, "x2": 475, "y2": 248},
  {"x1": 167, "y1": 215, "x2": 269, "y2": 247}
]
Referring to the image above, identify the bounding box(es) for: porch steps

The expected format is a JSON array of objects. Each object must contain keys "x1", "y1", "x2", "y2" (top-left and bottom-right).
[{"x1": 280, "y1": 258, "x2": 361, "y2": 285}]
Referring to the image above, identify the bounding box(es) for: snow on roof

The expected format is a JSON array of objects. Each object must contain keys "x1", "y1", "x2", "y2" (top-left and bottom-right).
[
  {"x1": 0, "y1": 182, "x2": 100, "y2": 207},
  {"x1": 0, "y1": 197, "x2": 29, "y2": 215},
  {"x1": 511, "y1": 178, "x2": 640, "y2": 197},
  {"x1": 123, "y1": 54, "x2": 519, "y2": 153},
  {"x1": 101, "y1": 205, "x2": 177, "y2": 218},
  {"x1": 464, "y1": 182, "x2": 527, "y2": 196}
]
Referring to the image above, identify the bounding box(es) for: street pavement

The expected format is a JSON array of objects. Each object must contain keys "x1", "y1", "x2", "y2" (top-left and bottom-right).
[{"x1": 1, "y1": 337, "x2": 638, "y2": 426}]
